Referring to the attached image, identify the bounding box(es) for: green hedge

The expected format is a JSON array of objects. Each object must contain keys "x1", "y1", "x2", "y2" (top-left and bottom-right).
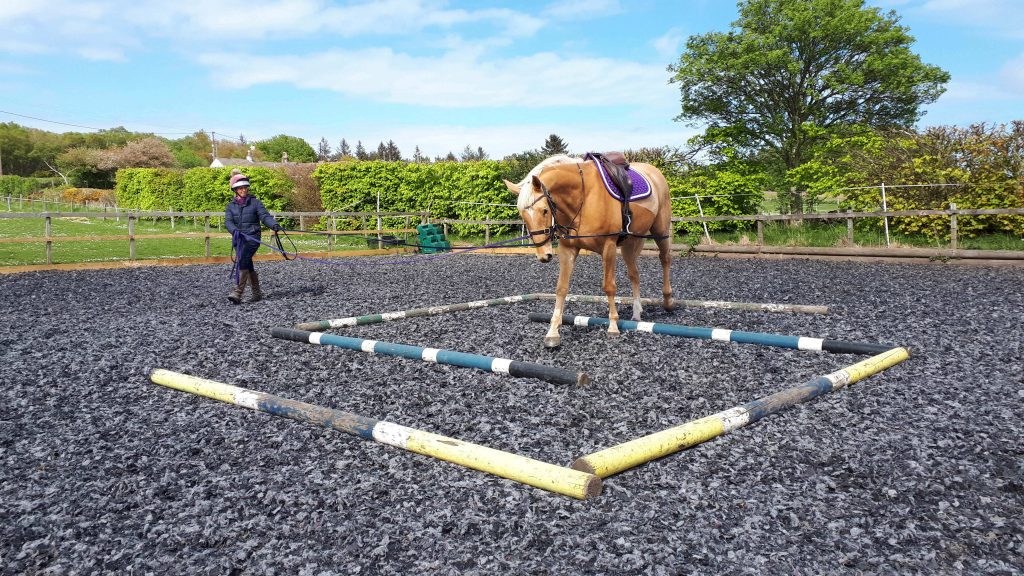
[
  {"x1": 315, "y1": 161, "x2": 520, "y2": 235},
  {"x1": 115, "y1": 166, "x2": 292, "y2": 213},
  {"x1": 0, "y1": 175, "x2": 43, "y2": 197}
]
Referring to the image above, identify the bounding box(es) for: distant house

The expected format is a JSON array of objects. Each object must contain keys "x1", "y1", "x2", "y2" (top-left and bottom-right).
[{"x1": 210, "y1": 150, "x2": 304, "y2": 168}]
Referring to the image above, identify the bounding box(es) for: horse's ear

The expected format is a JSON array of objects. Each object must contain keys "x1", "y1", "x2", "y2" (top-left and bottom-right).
[
  {"x1": 531, "y1": 175, "x2": 546, "y2": 193},
  {"x1": 503, "y1": 179, "x2": 521, "y2": 194}
]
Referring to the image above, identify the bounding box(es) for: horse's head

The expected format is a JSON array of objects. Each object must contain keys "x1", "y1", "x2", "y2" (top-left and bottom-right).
[
  {"x1": 505, "y1": 176, "x2": 554, "y2": 262},
  {"x1": 504, "y1": 154, "x2": 579, "y2": 263}
]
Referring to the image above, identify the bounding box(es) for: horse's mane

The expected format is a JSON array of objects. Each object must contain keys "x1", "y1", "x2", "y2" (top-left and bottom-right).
[{"x1": 515, "y1": 154, "x2": 580, "y2": 210}]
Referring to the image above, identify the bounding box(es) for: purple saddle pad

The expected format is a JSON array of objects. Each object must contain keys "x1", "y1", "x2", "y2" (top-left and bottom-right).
[{"x1": 589, "y1": 157, "x2": 652, "y2": 201}]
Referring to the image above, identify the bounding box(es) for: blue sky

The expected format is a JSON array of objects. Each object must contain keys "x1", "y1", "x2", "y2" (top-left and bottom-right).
[{"x1": 1, "y1": 0, "x2": 1022, "y2": 159}]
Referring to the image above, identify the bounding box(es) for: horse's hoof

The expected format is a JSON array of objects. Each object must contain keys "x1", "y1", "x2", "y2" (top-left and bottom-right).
[
  {"x1": 607, "y1": 331, "x2": 621, "y2": 338},
  {"x1": 544, "y1": 336, "x2": 561, "y2": 348}
]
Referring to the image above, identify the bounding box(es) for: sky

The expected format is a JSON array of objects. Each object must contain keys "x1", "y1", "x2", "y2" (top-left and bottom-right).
[{"x1": 1, "y1": 0, "x2": 1022, "y2": 160}]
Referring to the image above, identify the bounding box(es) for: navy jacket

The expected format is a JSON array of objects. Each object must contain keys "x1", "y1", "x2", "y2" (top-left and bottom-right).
[{"x1": 225, "y1": 196, "x2": 279, "y2": 239}]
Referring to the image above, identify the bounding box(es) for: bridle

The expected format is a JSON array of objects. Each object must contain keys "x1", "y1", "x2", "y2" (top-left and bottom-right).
[{"x1": 523, "y1": 164, "x2": 587, "y2": 248}]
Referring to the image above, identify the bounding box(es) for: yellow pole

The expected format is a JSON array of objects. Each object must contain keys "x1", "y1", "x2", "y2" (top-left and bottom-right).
[
  {"x1": 573, "y1": 347, "x2": 910, "y2": 478},
  {"x1": 150, "y1": 369, "x2": 601, "y2": 499}
]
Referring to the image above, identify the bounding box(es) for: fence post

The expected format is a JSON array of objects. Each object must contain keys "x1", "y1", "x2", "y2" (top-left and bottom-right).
[
  {"x1": 485, "y1": 218, "x2": 491, "y2": 245},
  {"x1": 846, "y1": 210, "x2": 854, "y2": 244},
  {"x1": 204, "y1": 216, "x2": 211, "y2": 257},
  {"x1": 880, "y1": 182, "x2": 891, "y2": 247},
  {"x1": 949, "y1": 202, "x2": 958, "y2": 250},
  {"x1": 756, "y1": 216, "x2": 764, "y2": 246},
  {"x1": 170, "y1": 208, "x2": 175, "y2": 230},
  {"x1": 694, "y1": 195, "x2": 712, "y2": 243},
  {"x1": 129, "y1": 215, "x2": 136, "y2": 260},
  {"x1": 45, "y1": 214, "x2": 52, "y2": 265},
  {"x1": 791, "y1": 187, "x2": 803, "y2": 227},
  {"x1": 5, "y1": 195, "x2": 10, "y2": 211}
]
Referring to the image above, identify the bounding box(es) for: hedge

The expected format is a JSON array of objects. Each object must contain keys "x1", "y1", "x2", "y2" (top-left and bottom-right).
[{"x1": 115, "y1": 166, "x2": 292, "y2": 213}]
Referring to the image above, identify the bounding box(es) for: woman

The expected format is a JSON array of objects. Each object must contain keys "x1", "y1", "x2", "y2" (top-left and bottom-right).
[{"x1": 224, "y1": 170, "x2": 281, "y2": 304}]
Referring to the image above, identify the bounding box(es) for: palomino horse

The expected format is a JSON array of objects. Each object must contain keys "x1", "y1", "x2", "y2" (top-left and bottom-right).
[{"x1": 504, "y1": 156, "x2": 675, "y2": 347}]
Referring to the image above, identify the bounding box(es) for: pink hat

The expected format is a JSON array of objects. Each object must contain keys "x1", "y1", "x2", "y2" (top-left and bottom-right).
[{"x1": 230, "y1": 173, "x2": 250, "y2": 190}]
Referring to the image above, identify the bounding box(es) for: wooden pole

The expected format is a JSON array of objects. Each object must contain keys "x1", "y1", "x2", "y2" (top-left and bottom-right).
[
  {"x1": 44, "y1": 215, "x2": 52, "y2": 264},
  {"x1": 846, "y1": 209, "x2": 854, "y2": 244},
  {"x1": 756, "y1": 216, "x2": 764, "y2": 246},
  {"x1": 204, "y1": 216, "x2": 211, "y2": 257},
  {"x1": 950, "y1": 202, "x2": 958, "y2": 250},
  {"x1": 128, "y1": 215, "x2": 136, "y2": 260},
  {"x1": 150, "y1": 369, "x2": 601, "y2": 500}
]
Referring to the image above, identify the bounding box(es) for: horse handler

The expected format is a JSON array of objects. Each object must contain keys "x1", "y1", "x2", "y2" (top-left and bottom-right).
[{"x1": 225, "y1": 170, "x2": 282, "y2": 304}]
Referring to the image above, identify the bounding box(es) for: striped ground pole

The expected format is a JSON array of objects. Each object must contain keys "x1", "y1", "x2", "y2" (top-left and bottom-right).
[
  {"x1": 271, "y1": 327, "x2": 588, "y2": 386},
  {"x1": 571, "y1": 347, "x2": 910, "y2": 477},
  {"x1": 551, "y1": 293, "x2": 829, "y2": 315},
  {"x1": 529, "y1": 313, "x2": 893, "y2": 355},
  {"x1": 293, "y1": 294, "x2": 547, "y2": 331},
  {"x1": 149, "y1": 369, "x2": 601, "y2": 499},
  {"x1": 292, "y1": 293, "x2": 828, "y2": 332}
]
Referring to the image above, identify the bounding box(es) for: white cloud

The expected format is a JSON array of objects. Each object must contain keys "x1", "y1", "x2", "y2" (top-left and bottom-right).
[
  {"x1": 652, "y1": 27, "x2": 684, "y2": 60},
  {"x1": 200, "y1": 48, "x2": 676, "y2": 109},
  {"x1": 542, "y1": 0, "x2": 623, "y2": 20},
  {"x1": 300, "y1": 121, "x2": 698, "y2": 160},
  {"x1": 911, "y1": 0, "x2": 1024, "y2": 38},
  {"x1": 999, "y1": 53, "x2": 1024, "y2": 91}
]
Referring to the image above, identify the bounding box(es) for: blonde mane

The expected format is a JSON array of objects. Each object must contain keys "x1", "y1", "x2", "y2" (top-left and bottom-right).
[{"x1": 516, "y1": 154, "x2": 580, "y2": 210}]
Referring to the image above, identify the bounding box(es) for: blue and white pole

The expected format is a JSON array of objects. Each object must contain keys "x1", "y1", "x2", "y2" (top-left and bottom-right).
[
  {"x1": 529, "y1": 313, "x2": 894, "y2": 355},
  {"x1": 271, "y1": 327, "x2": 588, "y2": 386}
]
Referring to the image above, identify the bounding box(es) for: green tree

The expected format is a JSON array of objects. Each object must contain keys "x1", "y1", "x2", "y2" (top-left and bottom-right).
[
  {"x1": 317, "y1": 137, "x2": 332, "y2": 161},
  {"x1": 540, "y1": 134, "x2": 569, "y2": 156},
  {"x1": 669, "y1": 0, "x2": 949, "y2": 170},
  {"x1": 255, "y1": 134, "x2": 317, "y2": 163}
]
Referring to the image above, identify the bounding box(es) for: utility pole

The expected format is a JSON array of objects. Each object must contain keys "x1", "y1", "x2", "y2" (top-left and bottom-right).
[
  {"x1": 211, "y1": 131, "x2": 218, "y2": 159},
  {"x1": 0, "y1": 144, "x2": 4, "y2": 177}
]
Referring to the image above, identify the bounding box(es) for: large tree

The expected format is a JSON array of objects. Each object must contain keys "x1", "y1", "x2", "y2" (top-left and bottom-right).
[
  {"x1": 669, "y1": 0, "x2": 949, "y2": 170},
  {"x1": 255, "y1": 134, "x2": 317, "y2": 163}
]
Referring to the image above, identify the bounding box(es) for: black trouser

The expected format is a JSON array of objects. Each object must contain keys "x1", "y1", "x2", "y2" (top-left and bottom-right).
[{"x1": 237, "y1": 238, "x2": 261, "y2": 272}]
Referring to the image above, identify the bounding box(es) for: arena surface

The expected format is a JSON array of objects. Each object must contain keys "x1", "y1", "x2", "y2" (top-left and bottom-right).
[{"x1": 2, "y1": 254, "x2": 1021, "y2": 574}]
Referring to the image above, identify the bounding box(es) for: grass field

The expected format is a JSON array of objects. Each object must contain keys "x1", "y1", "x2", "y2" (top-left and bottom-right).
[
  {"x1": 2, "y1": 211, "x2": 1021, "y2": 267},
  {"x1": 0, "y1": 215, "x2": 403, "y2": 266}
]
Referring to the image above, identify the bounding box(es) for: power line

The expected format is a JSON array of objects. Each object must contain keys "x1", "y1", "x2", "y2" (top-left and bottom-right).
[{"x1": 0, "y1": 109, "x2": 245, "y2": 139}]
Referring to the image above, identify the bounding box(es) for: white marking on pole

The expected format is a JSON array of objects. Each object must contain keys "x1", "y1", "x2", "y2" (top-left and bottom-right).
[
  {"x1": 361, "y1": 340, "x2": 377, "y2": 353},
  {"x1": 469, "y1": 300, "x2": 488, "y2": 308},
  {"x1": 798, "y1": 337, "x2": 824, "y2": 351},
  {"x1": 491, "y1": 358, "x2": 512, "y2": 374},
  {"x1": 372, "y1": 421, "x2": 412, "y2": 449},
  {"x1": 716, "y1": 407, "x2": 751, "y2": 432},
  {"x1": 574, "y1": 315, "x2": 591, "y2": 327},
  {"x1": 711, "y1": 329, "x2": 732, "y2": 342},
  {"x1": 330, "y1": 317, "x2": 357, "y2": 328},
  {"x1": 636, "y1": 322, "x2": 655, "y2": 332},
  {"x1": 422, "y1": 348, "x2": 440, "y2": 363},
  {"x1": 382, "y1": 311, "x2": 406, "y2": 321},
  {"x1": 824, "y1": 370, "x2": 851, "y2": 390},
  {"x1": 309, "y1": 332, "x2": 322, "y2": 345},
  {"x1": 233, "y1": 391, "x2": 260, "y2": 410},
  {"x1": 509, "y1": 295, "x2": 524, "y2": 302}
]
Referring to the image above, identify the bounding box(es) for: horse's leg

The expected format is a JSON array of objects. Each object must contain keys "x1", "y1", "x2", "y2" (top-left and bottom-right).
[
  {"x1": 601, "y1": 241, "x2": 621, "y2": 337},
  {"x1": 619, "y1": 238, "x2": 644, "y2": 321},
  {"x1": 545, "y1": 244, "x2": 578, "y2": 348},
  {"x1": 655, "y1": 234, "x2": 675, "y2": 311}
]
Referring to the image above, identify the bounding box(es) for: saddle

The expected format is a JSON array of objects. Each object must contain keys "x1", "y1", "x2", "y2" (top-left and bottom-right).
[{"x1": 584, "y1": 151, "x2": 635, "y2": 243}]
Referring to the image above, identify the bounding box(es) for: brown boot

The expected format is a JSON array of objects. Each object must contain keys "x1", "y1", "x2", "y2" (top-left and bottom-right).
[
  {"x1": 228, "y1": 270, "x2": 250, "y2": 304},
  {"x1": 249, "y1": 270, "x2": 263, "y2": 302}
]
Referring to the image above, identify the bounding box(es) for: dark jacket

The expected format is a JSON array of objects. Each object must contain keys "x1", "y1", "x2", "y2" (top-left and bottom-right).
[{"x1": 225, "y1": 196, "x2": 279, "y2": 238}]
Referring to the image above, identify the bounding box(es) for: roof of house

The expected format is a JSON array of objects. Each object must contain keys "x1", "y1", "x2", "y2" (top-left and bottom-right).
[{"x1": 209, "y1": 157, "x2": 286, "y2": 168}]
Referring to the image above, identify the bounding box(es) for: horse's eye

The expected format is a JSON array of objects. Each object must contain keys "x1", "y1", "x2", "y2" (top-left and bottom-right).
[{"x1": 542, "y1": 209, "x2": 549, "y2": 216}]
